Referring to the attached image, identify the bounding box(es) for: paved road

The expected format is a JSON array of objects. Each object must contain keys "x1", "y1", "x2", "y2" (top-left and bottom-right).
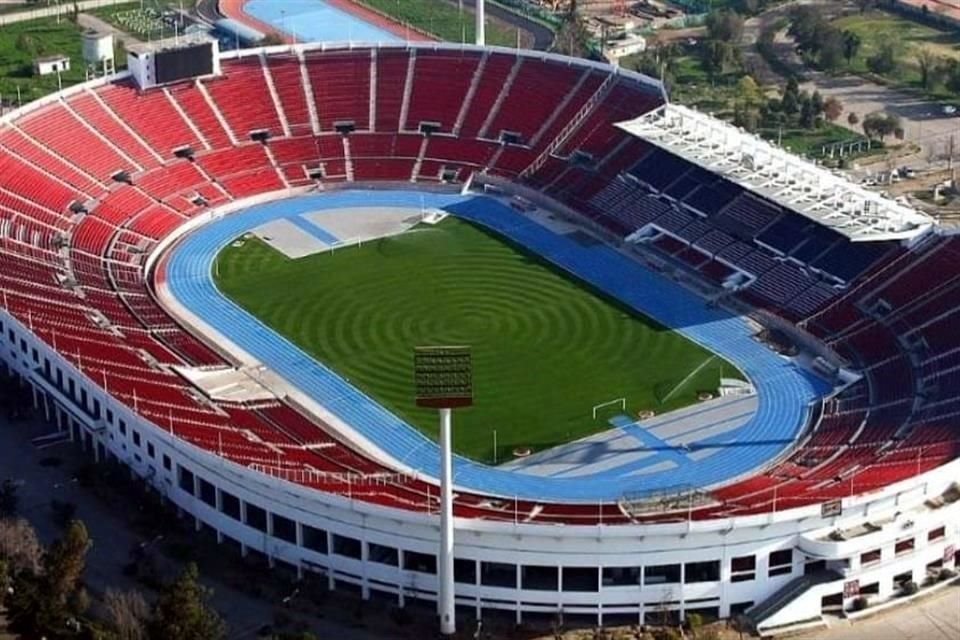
[
  {"x1": 791, "y1": 585, "x2": 960, "y2": 640},
  {"x1": 800, "y1": 74, "x2": 960, "y2": 167},
  {"x1": 738, "y1": 0, "x2": 958, "y2": 170}
]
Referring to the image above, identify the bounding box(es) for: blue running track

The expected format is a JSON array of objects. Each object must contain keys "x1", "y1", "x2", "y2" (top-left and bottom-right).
[{"x1": 164, "y1": 191, "x2": 830, "y2": 501}]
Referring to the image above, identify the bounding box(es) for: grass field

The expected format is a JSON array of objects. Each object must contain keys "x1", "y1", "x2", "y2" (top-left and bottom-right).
[
  {"x1": 214, "y1": 218, "x2": 734, "y2": 464},
  {"x1": 0, "y1": 13, "x2": 131, "y2": 103},
  {"x1": 357, "y1": 0, "x2": 519, "y2": 47},
  {"x1": 832, "y1": 9, "x2": 960, "y2": 98}
]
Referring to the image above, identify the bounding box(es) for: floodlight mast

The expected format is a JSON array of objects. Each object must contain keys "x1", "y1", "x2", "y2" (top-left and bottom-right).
[
  {"x1": 413, "y1": 346, "x2": 473, "y2": 637},
  {"x1": 476, "y1": 0, "x2": 486, "y2": 46},
  {"x1": 438, "y1": 406, "x2": 454, "y2": 635}
]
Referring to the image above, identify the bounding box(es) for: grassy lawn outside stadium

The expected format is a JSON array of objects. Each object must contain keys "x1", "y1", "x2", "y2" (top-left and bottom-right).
[{"x1": 215, "y1": 217, "x2": 737, "y2": 464}]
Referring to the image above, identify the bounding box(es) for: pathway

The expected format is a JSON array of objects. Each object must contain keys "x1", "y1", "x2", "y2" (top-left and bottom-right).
[{"x1": 739, "y1": 0, "x2": 957, "y2": 169}]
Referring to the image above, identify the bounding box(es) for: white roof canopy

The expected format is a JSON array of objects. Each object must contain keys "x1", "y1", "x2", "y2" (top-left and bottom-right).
[{"x1": 617, "y1": 104, "x2": 935, "y2": 242}]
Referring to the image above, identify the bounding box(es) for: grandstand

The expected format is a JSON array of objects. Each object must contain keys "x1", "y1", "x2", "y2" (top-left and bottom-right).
[{"x1": 0, "y1": 40, "x2": 957, "y2": 634}]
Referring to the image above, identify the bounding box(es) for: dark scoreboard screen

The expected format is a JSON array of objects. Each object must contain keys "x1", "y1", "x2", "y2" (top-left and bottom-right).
[{"x1": 155, "y1": 43, "x2": 213, "y2": 84}]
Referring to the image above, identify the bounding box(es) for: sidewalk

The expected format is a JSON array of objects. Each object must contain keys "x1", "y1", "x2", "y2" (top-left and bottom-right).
[{"x1": 0, "y1": 412, "x2": 381, "y2": 640}]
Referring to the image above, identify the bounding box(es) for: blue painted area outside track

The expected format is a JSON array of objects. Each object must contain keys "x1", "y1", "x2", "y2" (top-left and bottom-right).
[
  {"x1": 164, "y1": 191, "x2": 830, "y2": 501},
  {"x1": 245, "y1": 0, "x2": 403, "y2": 43}
]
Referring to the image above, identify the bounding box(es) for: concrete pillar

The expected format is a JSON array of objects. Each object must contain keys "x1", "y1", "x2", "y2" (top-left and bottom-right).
[{"x1": 361, "y1": 539, "x2": 370, "y2": 600}]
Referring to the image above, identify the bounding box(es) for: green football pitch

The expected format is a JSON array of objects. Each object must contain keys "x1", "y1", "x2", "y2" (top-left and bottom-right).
[{"x1": 214, "y1": 218, "x2": 736, "y2": 464}]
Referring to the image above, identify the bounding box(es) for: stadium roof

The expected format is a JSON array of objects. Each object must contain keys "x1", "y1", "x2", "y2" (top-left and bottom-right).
[{"x1": 617, "y1": 104, "x2": 936, "y2": 242}]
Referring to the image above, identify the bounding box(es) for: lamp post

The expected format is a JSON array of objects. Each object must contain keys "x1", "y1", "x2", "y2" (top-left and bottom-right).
[
  {"x1": 476, "y1": 0, "x2": 485, "y2": 46},
  {"x1": 414, "y1": 346, "x2": 473, "y2": 637}
]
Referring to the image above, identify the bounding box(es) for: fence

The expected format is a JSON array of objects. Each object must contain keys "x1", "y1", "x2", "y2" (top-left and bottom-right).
[{"x1": 0, "y1": 0, "x2": 135, "y2": 26}]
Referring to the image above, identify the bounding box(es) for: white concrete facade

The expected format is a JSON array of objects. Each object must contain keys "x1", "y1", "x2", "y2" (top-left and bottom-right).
[{"x1": 1, "y1": 299, "x2": 957, "y2": 628}]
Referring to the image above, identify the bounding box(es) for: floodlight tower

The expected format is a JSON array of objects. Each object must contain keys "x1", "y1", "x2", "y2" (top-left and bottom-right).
[
  {"x1": 414, "y1": 346, "x2": 473, "y2": 637},
  {"x1": 476, "y1": 0, "x2": 486, "y2": 46}
]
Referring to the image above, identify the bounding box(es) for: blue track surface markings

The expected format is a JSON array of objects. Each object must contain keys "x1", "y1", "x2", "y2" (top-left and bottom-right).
[
  {"x1": 286, "y1": 214, "x2": 340, "y2": 246},
  {"x1": 164, "y1": 191, "x2": 829, "y2": 502}
]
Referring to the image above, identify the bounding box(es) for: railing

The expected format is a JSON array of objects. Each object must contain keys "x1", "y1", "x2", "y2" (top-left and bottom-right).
[
  {"x1": 519, "y1": 69, "x2": 619, "y2": 178},
  {"x1": 248, "y1": 463, "x2": 419, "y2": 486}
]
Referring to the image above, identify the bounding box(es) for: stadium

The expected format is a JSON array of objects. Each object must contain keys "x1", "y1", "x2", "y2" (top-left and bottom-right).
[{"x1": 0, "y1": 12, "x2": 958, "y2": 637}]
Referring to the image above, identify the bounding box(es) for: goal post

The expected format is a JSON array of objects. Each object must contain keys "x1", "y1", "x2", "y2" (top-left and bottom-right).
[{"x1": 592, "y1": 397, "x2": 626, "y2": 420}]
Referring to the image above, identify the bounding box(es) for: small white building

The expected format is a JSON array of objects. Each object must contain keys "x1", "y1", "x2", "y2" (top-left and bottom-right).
[
  {"x1": 604, "y1": 33, "x2": 647, "y2": 62},
  {"x1": 33, "y1": 54, "x2": 71, "y2": 76}
]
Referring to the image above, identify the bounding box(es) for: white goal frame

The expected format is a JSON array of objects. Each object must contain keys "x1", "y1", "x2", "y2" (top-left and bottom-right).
[{"x1": 592, "y1": 397, "x2": 626, "y2": 420}]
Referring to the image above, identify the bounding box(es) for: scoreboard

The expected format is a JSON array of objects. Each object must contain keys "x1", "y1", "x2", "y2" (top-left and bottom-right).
[
  {"x1": 155, "y1": 43, "x2": 215, "y2": 84},
  {"x1": 128, "y1": 39, "x2": 220, "y2": 90}
]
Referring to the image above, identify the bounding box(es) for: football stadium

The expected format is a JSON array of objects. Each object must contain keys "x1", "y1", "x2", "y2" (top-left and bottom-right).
[{"x1": 0, "y1": 2, "x2": 958, "y2": 635}]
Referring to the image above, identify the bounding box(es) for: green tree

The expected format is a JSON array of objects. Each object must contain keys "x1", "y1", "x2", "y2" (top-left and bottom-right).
[
  {"x1": 818, "y1": 28, "x2": 846, "y2": 71},
  {"x1": 552, "y1": 0, "x2": 592, "y2": 58},
  {"x1": 148, "y1": 563, "x2": 226, "y2": 640},
  {"x1": 799, "y1": 91, "x2": 817, "y2": 129},
  {"x1": 945, "y1": 59, "x2": 960, "y2": 93},
  {"x1": 633, "y1": 45, "x2": 678, "y2": 91},
  {"x1": 842, "y1": 30, "x2": 861, "y2": 65},
  {"x1": 788, "y1": 6, "x2": 822, "y2": 47},
  {"x1": 737, "y1": 75, "x2": 763, "y2": 108},
  {"x1": 43, "y1": 519, "x2": 91, "y2": 607},
  {"x1": 916, "y1": 46, "x2": 939, "y2": 89},
  {"x1": 736, "y1": 75, "x2": 764, "y2": 132},
  {"x1": 862, "y1": 112, "x2": 900, "y2": 141},
  {"x1": 701, "y1": 40, "x2": 738, "y2": 78},
  {"x1": 867, "y1": 42, "x2": 897, "y2": 75},
  {"x1": 105, "y1": 588, "x2": 150, "y2": 640},
  {"x1": 0, "y1": 518, "x2": 43, "y2": 576},
  {"x1": 824, "y1": 96, "x2": 844, "y2": 121},
  {"x1": 706, "y1": 9, "x2": 744, "y2": 44},
  {"x1": 782, "y1": 77, "x2": 800, "y2": 117}
]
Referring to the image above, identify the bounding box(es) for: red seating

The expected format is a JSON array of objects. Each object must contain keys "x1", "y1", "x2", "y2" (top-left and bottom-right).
[
  {"x1": 374, "y1": 50, "x2": 408, "y2": 133},
  {"x1": 458, "y1": 54, "x2": 515, "y2": 138},
  {"x1": 406, "y1": 51, "x2": 480, "y2": 132},
  {"x1": 220, "y1": 167, "x2": 285, "y2": 198},
  {"x1": 267, "y1": 55, "x2": 313, "y2": 136},
  {"x1": 485, "y1": 59, "x2": 583, "y2": 142},
  {"x1": 306, "y1": 50, "x2": 371, "y2": 131},
  {"x1": 1, "y1": 45, "x2": 955, "y2": 526},
  {"x1": 166, "y1": 82, "x2": 234, "y2": 148},
  {"x1": 0, "y1": 126, "x2": 100, "y2": 195},
  {"x1": 20, "y1": 105, "x2": 130, "y2": 180},
  {"x1": 68, "y1": 92, "x2": 161, "y2": 169},
  {"x1": 204, "y1": 58, "x2": 283, "y2": 138},
  {"x1": 0, "y1": 151, "x2": 81, "y2": 214},
  {"x1": 99, "y1": 82, "x2": 201, "y2": 156}
]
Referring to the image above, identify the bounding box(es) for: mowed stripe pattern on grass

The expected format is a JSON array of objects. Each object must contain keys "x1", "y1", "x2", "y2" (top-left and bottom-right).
[{"x1": 216, "y1": 218, "x2": 726, "y2": 463}]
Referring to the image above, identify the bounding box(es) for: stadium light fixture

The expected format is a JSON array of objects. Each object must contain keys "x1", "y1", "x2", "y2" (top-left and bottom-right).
[{"x1": 414, "y1": 346, "x2": 473, "y2": 636}]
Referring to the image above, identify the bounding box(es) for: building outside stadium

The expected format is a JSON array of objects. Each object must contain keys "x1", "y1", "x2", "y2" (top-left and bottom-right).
[{"x1": 0, "y1": 29, "x2": 957, "y2": 638}]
